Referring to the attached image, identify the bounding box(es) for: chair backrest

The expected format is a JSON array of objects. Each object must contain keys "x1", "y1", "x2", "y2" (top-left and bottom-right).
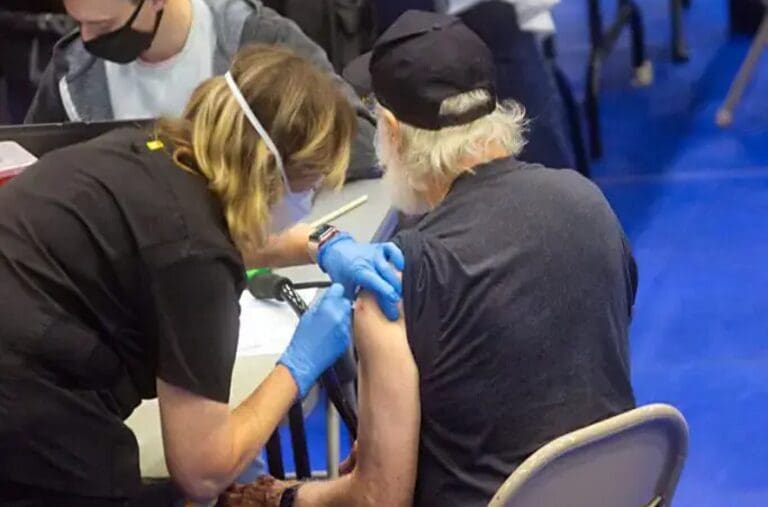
[{"x1": 487, "y1": 404, "x2": 688, "y2": 507}]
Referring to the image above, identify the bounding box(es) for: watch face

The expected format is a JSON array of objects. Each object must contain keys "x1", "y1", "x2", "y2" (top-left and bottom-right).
[{"x1": 311, "y1": 224, "x2": 335, "y2": 242}]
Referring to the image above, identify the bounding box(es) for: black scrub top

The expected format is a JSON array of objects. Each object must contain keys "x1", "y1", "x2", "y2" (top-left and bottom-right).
[{"x1": 0, "y1": 128, "x2": 245, "y2": 499}]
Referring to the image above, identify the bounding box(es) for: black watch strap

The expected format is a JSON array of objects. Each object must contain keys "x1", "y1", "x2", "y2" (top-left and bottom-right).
[
  {"x1": 280, "y1": 485, "x2": 300, "y2": 507},
  {"x1": 310, "y1": 224, "x2": 340, "y2": 248}
]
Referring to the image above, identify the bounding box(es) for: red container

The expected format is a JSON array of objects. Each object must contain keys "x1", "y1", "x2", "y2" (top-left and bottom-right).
[{"x1": 0, "y1": 173, "x2": 18, "y2": 187}]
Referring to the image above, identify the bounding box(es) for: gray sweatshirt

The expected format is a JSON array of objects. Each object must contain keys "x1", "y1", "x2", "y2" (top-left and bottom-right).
[{"x1": 24, "y1": 0, "x2": 377, "y2": 179}]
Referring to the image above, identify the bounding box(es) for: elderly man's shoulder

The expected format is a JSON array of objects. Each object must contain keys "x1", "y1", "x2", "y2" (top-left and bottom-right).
[
  {"x1": 517, "y1": 161, "x2": 597, "y2": 189},
  {"x1": 512, "y1": 162, "x2": 613, "y2": 210}
]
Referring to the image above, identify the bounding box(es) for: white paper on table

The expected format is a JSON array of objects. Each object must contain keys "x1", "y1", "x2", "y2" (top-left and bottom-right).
[
  {"x1": 435, "y1": 0, "x2": 559, "y2": 33},
  {"x1": 237, "y1": 289, "x2": 318, "y2": 356},
  {"x1": 0, "y1": 141, "x2": 37, "y2": 179}
]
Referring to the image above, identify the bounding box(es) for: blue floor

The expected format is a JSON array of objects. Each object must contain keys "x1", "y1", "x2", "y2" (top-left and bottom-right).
[
  {"x1": 301, "y1": 2, "x2": 768, "y2": 505},
  {"x1": 558, "y1": 1, "x2": 768, "y2": 505}
]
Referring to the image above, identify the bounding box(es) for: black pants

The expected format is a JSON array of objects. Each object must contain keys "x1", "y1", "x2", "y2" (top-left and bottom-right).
[{"x1": 460, "y1": 2, "x2": 575, "y2": 169}]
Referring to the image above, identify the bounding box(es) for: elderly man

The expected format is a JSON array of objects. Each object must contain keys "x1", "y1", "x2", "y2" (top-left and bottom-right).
[
  {"x1": 372, "y1": 0, "x2": 577, "y2": 172},
  {"x1": 25, "y1": 0, "x2": 376, "y2": 178},
  {"x1": 222, "y1": 11, "x2": 637, "y2": 507}
]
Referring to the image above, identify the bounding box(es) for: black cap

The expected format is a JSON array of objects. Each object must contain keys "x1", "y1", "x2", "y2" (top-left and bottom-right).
[{"x1": 344, "y1": 10, "x2": 497, "y2": 131}]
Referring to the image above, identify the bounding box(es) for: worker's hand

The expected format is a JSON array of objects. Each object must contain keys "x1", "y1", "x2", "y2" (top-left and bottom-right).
[
  {"x1": 317, "y1": 233, "x2": 405, "y2": 321},
  {"x1": 278, "y1": 284, "x2": 352, "y2": 398},
  {"x1": 216, "y1": 476, "x2": 298, "y2": 507}
]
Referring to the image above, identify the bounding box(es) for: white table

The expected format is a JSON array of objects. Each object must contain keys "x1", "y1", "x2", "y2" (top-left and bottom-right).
[{"x1": 124, "y1": 179, "x2": 391, "y2": 478}]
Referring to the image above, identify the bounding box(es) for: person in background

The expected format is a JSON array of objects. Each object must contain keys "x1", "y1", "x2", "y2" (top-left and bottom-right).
[
  {"x1": 459, "y1": 0, "x2": 576, "y2": 171},
  {"x1": 0, "y1": 45, "x2": 403, "y2": 506},
  {"x1": 25, "y1": 0, "x2": 377, "y2": 179},
  {"x1": 0, "y1": 1, "x2": 73, "y2": 123},
  {"x1": 222, "y1": 11, "x2": 636, "y2": 507}
]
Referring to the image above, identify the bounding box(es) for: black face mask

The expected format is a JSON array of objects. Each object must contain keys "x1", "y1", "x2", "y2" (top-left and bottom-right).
[{"x1": 84, "y1": 0, "x2": 165, "y2": 64}]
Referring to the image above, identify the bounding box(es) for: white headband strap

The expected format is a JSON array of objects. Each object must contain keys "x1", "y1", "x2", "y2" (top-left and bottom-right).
[{"x1": 224, "y1": 71, "x2": 289, "y2": 188}]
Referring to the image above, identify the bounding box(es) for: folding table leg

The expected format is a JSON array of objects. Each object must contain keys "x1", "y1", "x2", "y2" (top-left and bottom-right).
[
  {"x1": 288, "y1": 403, "x2": 312, "y2": 479},
  {"x1": 265, "y1": 431, "x2": 285, "y2": 480}
]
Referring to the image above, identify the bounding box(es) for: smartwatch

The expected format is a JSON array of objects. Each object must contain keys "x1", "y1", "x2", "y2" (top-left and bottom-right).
[
  {"x1": 280, "y1": 485, "x2": 301, "y2": 507},
  {"x1": 308, "y1": 224, "x2": 340, "y2": 262}
]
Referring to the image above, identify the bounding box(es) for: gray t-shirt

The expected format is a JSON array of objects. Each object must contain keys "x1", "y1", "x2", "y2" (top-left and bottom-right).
[{"x1": 394, "y1": 158, "x2": 637, "y2": 507}]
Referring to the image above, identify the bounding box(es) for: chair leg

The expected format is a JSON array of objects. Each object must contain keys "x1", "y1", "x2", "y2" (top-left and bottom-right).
[
  {"x1": 288, "y1": 403, "x2": 312, "y2": 480},
  {"x1": 671, "y1": 0, "x2": 690, "y2": 62},
  {"x1": 627, "y1": 0, "x2": 654, "y2": 86},
  {"x1": 266, "y1": 431, "x2": 286, "y2": 479},
  {"x1": 543, "y1": 34, "x2": 591, "y2": 177},
  {"x1": 584, "y1": 0, "x2": 652, "y2": 158},
  {"x1": 716, "y1": 14, "x2": 768, "y2": 127},
  {"x1": 587, "y1": 0, "x2": 604, "y2": 48},
  {"x1": 585, "y1": 55, "x2": 602, "y2": 159},
  {"x1": 555, "y1": 65, "x2": 591, "y2": 177},
  {"x1": 585, "y1": 0, "x2": 604, "y2": 159},
  {"x1": 542, "y1": 34, "x2": 556, "y2": 60}
]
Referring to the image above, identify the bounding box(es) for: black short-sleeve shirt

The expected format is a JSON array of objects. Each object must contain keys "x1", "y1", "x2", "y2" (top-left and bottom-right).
[
  {"x1": 0, "y1": 128, "x2": 245, "y2": 498},
  {"x1": 394, "y1": 158, "x2": 637, "y2": 507}
]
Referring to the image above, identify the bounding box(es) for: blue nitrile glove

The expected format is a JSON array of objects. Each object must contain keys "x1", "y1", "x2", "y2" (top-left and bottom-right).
[
  {"x1": 316, "y1": 233, "x2": 406, "y2": 321},
  {"x1": 278, "y1": 284, "x2": 352, "y2": 398}
]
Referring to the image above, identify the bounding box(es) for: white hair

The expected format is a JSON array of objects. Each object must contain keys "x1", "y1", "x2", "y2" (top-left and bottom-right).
[{"x1": 383, "y1": 89, "x2": 528, "y2": 193}]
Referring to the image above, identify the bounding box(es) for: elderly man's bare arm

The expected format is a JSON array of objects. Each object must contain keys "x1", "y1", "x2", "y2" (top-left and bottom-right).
[{"x1": 293, "y1": 291, "x2": 421, "y2": 507}]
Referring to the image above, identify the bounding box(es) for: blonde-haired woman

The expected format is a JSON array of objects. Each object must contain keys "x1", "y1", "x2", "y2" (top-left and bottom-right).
[{"x1": 0, "y1": 45, "x2": 403, "y2": 506}]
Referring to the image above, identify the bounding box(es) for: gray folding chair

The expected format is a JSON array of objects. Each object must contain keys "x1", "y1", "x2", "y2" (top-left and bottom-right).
[
  {"x1": 716, "y1": 0, "x2": 768, "y2": 127},
  {"x1": 487, "y1": 404, "x2": 688, "y2": 507}
]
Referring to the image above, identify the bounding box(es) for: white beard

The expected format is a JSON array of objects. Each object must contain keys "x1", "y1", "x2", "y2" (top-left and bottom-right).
[{"x1": 375, "y1": 126, "x2": 431, "y2": 215}]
